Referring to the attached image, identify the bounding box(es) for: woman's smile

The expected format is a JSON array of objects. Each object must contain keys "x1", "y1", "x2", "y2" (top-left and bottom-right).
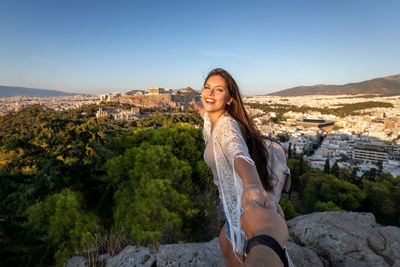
[{"x1": 204, "y1": 97, "x2": 216, "y2": 104}]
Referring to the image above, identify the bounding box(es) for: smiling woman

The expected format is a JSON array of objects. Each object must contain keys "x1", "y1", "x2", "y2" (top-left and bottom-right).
[
  {"x1": 201, "y1": 75, "x2": 232, "y2": 124},
  {"x1": 194, "y1": 68, "x2": 291, "y2": 267}
]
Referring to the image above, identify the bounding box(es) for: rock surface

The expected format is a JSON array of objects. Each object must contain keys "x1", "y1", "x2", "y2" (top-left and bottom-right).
[
  {"x1": 66, "y1": 212, "x2": 400, "y2": 267},
  {"x1": 156, "y1": 237, "x2": 223, "y2": 267},
  {"x1": 288, "y1": 211, "x2": 400, "y2": 267},
  {"x1": 66, "y1": 256, "x2": 85, "y2": 267},
  {"x1": 285, "y1": 241, "x2": 323, "y2": 267},
  {"x1": 106, "y1": 245, "x2": 156, "y2": 267}
]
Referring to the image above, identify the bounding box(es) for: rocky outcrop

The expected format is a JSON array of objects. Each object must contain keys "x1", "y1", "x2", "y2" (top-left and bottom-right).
[
  {"x1": 285, "y1": 241, "x2": 324, "y2": 267},
  {"x1": 117, "y1": 94, "x2": 201, "y2": 110},
  {"x1": 155, "y1": 237, "x2": 223, "y2": 267},
  {"x1": 288, "y1": 212, "x2": 400, "y2": 267},
  {"x1": 66, "y1": 212, "x2": 400, "y2": 267},
  {"x1": 103, "y1": 238, "x2": 320, "y2": 267},
  {"x1": 106, "y1": 246, "x2": 156, "y2": 267}
]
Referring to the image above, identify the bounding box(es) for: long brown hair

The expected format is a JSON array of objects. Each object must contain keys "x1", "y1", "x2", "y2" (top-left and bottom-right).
[{"x1": 204, "y1": 68, "x2": 274, "y2": 191}]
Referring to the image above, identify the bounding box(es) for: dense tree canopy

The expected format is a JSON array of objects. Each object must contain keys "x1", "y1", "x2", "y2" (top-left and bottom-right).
[{"x1": 0, "y1": 105, "x2": 217, "y2": 266}]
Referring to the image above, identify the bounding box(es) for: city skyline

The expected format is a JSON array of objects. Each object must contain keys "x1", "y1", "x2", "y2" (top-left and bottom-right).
[{"x1": 1, "y1": 0, "x2": 400, "y2": 95}]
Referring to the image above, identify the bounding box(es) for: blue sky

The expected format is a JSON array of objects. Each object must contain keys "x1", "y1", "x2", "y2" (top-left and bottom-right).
[{"x1": 0, "y1": 0, "x2": 399, "y2": 95}]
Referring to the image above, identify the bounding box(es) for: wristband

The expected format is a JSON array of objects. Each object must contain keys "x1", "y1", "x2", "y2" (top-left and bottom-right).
[{"x1": 244, "y1": 235, "x2": 288, "y2": 267}]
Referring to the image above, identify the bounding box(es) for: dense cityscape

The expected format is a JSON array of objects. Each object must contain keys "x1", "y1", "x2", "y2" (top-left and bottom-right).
[{"x1": 244, "y1": 95, "x2": 400, "y2": 177}]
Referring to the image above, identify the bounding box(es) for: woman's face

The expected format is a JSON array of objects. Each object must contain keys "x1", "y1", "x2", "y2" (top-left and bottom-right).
[{"x1": 201, "y1": 75, "x2": 232, "y2": 115}]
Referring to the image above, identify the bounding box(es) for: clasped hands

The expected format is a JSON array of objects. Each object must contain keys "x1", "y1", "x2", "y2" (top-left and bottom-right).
[
  {"x1": 241, "y1": 184, "x2": 277, "y2": 210},
  {"x1": 240, "y1": 184, "x2": 288, "y2": 248}
]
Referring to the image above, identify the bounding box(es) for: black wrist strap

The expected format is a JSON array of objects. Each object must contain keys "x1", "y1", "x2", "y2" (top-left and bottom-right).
[{"x1": 244, "y1": 235, "x2": 288, "y2": 267}]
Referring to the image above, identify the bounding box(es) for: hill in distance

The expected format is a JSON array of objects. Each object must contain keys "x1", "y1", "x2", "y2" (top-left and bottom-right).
[
  {"x1": 0, "y1": 85, "x2": 81, "y2": 98},
  {"x1": 176, "y1": 87, "x2": 201, "y2": 95},
  {"x1": 268, "y1": 74, "x2": 400, "y2": 96}
]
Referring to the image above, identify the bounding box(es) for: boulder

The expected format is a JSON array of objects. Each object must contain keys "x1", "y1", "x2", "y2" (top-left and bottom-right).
[
  {"x1": 287, "y1": 211, "x2": 400, "y2": 267},
  {"x1": 286, "y1": 241, "x2": 323, "y2": 267}
]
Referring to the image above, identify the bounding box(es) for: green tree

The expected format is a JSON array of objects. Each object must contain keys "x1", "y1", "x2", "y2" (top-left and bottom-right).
[
  {"x1": 361, "y1": 179, "x2": 400, "y2": 225},
  {"x1": 24, "y1": 189, "x2": 102, "y2": 265},
  {"x1": 279, "y1": 198, "x2": 300, "y2": 219},
  {"x1": 303, "y1": 174, "x2": 366, "y2": 211},
  {"x1": 331, "y1": 161, "x2": 340, "y2": 178},
  {"x1": 338, "y1": 154, "x2": 348, "y2": 162},
  {"x1": 376, "y1": 172, "x2": 395, "y2": 183},
  {"x1": 323, "y1": 158, "x2": 330, "y2": 174},
  {"x1": 362, "y1": 168, "x2": 378, "y2": 181},
  {"x1": 112, "y1": 143, "x2": 196, "y2": 245},
  {"x1": 276, "y1": 133, "x2": 289, "y2": 143},
  {"x1": 349, "y1": 167, "x2": 360, "y2": 185},
  {"x1": 287, "y1": 158, "x2": 311, "y2": 191},
  {"x1": 338, "y1": 168, "x2": 351, "y2": 181},
  {"x1": 377, "y1": 160, "x2": 383, "y2": 175},
  {"x1": 299, "y1": 153, "x2": 305, "y2": 176},
  {"x1": 114, "y1": 177, "x2": 193, "y2": 245},
  {"x1": 297, "y1": 168, "x2": 323, "y2": 191}
]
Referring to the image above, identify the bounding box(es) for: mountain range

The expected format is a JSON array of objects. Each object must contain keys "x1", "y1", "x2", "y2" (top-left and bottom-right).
[
  {"x1": 0, "y1": 85, "x2": 80, "y2": 98},
  {"x1": 2, "y1": 74, "x2": 400, "y2": 98},
  {"x1": 268, "y1": 74, "x2": 400, "y2": 96}
]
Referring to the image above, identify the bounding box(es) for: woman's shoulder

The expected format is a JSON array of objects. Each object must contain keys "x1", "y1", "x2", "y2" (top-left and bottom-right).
[
  {"x1": 213, "y1": 114, "x2": 244, "y2": 146},
  {"x1": 215, "y1": 113, "x2": 241, "y2": 132}
]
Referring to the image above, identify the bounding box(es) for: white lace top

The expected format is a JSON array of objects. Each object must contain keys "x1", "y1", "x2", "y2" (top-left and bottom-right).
[{"x1": 202, "y1": 112, "x2": 291, "y2": 254}]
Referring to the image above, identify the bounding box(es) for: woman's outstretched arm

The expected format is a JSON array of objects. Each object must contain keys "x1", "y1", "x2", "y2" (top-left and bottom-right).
[
  {"x1": 217, "y1": 118, "x2": 268, "y2": 207},
  {"x1": 234, "y1": 157, "x2": 267, "y2": 208},
  {"x1": 234, "y1": 157, "x2": 262, "y2": 188}
]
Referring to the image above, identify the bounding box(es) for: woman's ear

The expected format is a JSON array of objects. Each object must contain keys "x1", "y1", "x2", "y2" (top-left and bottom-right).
[{"x1": 227, "y1": 98, "x2": 233, "y2": 105}]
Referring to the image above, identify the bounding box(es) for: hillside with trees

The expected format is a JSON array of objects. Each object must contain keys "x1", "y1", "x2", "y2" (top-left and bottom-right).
[{"x1": 0, "y1": 105, "x2": 399, "y2": 266}]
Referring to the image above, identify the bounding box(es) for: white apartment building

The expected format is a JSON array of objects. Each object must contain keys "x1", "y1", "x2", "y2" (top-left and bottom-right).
[{"x1": 353, "y1": 147, "x2": 388, "y2": 162}]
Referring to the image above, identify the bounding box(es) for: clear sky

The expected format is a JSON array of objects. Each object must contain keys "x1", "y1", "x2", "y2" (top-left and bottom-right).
[{"x1": 1, "y1": 0, "x2": 399, "y2": 95}]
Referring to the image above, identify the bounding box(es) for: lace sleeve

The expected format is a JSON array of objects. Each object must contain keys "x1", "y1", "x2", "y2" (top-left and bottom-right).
[{"x1": 216, "y1": 118, "x2": 255, "y2": 166}]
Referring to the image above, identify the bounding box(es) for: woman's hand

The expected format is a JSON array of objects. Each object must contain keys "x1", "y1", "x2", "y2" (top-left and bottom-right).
[
  {"x1": 241, "y1": 184, "x2": 268, "y2": 209},
  {"x1": 241, "y1": 198, "x2": 288, "y2": 247},
  {"x1": 241, "y1": 184, "x2": 283, "y2": 219},
  {"x1": 194, "y1": 102, "x2": 205, "y2": 119}
]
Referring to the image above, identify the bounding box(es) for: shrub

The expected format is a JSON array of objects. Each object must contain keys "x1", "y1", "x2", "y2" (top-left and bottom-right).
[
  {"x1": 314, "y1": 201, "x2": 343, "y2": 211},
  {"x1": 303, "y1": 174, "x2": 366, "y2": 211},
  {"x1": 24, "y1": 189, "x2": 102, "y2": 264},
  {"x1": 279, "y1": 198, "x2": 300, "y2": 220}
]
